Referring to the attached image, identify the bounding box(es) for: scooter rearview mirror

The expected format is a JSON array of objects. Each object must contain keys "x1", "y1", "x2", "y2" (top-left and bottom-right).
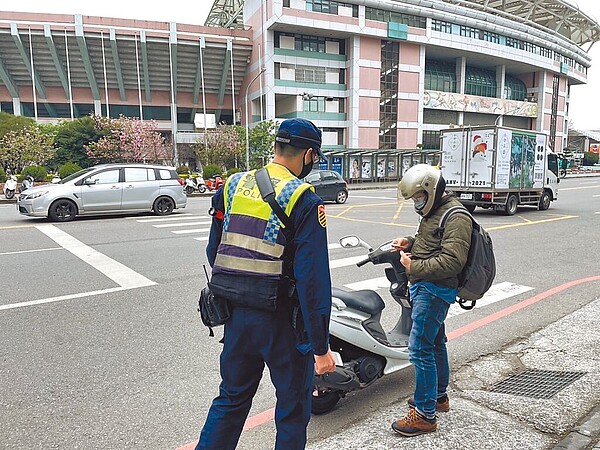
[{"x1": 339, "y1": 236, "x2": 360, "y2": 248}]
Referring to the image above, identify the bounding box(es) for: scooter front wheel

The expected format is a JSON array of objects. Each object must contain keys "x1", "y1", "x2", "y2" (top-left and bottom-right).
[
  {"x1": 198, "y1": 185, "x2": 206, "y2": 193},
  {"x1": 311, "y1": 388, "x2": 341, "y2": 415}
]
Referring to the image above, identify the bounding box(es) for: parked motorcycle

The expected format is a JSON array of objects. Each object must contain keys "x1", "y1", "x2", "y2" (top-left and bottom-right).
[
  {"x1": 3, "y1": 174, "x2": 18, "y2": 199},
  {"x1": 312, "y1": 235, "x2": 413, "y2": 414},
  {"x1": 183, "y1": 175, "x2": 206, "y2": 195},
  {"x1": 19, "y1": 175, "x2": 34, "y2": 192},
  {"x1": 205, "y1": 175, "x2": 224, "y2": 192}
]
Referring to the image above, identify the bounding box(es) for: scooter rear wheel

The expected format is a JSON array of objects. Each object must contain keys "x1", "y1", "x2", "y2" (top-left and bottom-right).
[{"x1": 311, "y1": 388, "x2": 341, "y2": 415}]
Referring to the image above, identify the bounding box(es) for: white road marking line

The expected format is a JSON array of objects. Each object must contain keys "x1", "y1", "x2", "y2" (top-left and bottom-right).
[
  {"x1": 152, "y1": 221, "x2": 211, "y2": 228},
  {"x1": 328, "y1": 243, "x2": 342, "y2": 250},
  {"x1": 136, "y1": 215, "x2": 207, "y2": 223},
  {"x1": 125, "y1": 213, "x2": 194, "y2": 220},
  {"x1": 171, "y1": 228, "x2": 211, "y2": 234},
  {"x1": 345, "y1": 276, "x2": 389, "y2": 291},
  {"x1": 447, "y1": 282, "x2": 534, "y2": 318},
  {"x1": 0, "y1": 247, "x2": 61, "y2": 256},
  {"x1": 35, "y1": 224, "x2": 155, "y2": 289},
  {"x1": 343, "y1": 278, "x2": 533, "y2": 318},
  {"x1": 194, "y1": 237, "x2": 209, "y2": 241},
  {"x1": 329, "y1": 255, "x2": 368, "y2": 269},
  {"x1": 0, "y1": 287, "x2": 128, "y2": 311}
]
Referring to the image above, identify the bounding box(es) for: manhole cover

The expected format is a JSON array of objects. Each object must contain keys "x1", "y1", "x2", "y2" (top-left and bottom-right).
[{"x1": 490, "y1": 369, "x2": 586, "y2": 399}]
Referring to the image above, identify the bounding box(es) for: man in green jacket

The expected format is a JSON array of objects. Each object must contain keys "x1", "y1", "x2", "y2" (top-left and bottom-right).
[{"x1": 391, "y1": 164, "x2": 472, "y2": 437}]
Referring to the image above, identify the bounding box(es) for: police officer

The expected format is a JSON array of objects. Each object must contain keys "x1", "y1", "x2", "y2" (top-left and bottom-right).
[{"x1": 196, "y1": 118, "x2": 336, "y2": 450}]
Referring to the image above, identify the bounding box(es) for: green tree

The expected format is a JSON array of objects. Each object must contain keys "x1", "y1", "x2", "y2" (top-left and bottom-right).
[
  {"x1": 193, "y1": 124, "x2": 245, "y2": 171},
  {"x1": 0, "y1": 111, "x2": 35, "y2": 141},
  {"x1": 249, "y1": 119, "x2": 277, "y2": 168},
  {"x1": 0, "y1": 125, "x2": 55, "y2": 172},
  {"x1": 50, "y1": 116, "x2": 106, "y2": 169}
]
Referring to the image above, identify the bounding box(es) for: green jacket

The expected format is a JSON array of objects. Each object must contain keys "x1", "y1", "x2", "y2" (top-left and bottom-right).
[{"x1": 406, "y1": 195, "x2": 472, "y2": 289}]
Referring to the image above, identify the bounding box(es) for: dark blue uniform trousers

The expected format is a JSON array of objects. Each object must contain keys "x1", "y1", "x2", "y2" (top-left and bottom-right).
[{"x1": 196, "y1": 305, "x2": 314, "y2": 450}]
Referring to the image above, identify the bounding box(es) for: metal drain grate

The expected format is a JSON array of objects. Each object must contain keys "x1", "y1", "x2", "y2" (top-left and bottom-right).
[{"x1": 490, "y1": 369, "x2": 586, "y2": 399}]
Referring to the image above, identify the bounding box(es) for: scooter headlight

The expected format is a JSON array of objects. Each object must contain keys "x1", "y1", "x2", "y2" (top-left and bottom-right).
[{"x1": 25, "y1": 190, "x2": 49, "y2": 200}]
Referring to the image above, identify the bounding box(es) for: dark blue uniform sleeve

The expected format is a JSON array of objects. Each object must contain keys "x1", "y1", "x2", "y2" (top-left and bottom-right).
[
  {"x1": 206, "y1": 186, "x2": 225, "y2": 267},
  {"x1": 290, "y1": 190, "x2": 332, "y2": 356}
]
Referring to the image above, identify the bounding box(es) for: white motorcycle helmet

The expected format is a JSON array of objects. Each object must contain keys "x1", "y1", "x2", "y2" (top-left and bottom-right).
[{"x1": 398, "y1": 164, "x2": 446, "y2": 217}]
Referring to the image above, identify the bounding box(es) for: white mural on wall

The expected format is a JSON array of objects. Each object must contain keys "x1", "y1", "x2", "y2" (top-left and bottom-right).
[{"x1": 423, "y1": 91, "x2": 537, "y2": 118}]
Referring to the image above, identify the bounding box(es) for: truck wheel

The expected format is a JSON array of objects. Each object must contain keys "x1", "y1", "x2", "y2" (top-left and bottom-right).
[
  {"x1": 538, "y1": 191, "x2": 551, "y2": 211},
  {"x1": 504, "y1": 194, "x2": 518, "y2": 216}
]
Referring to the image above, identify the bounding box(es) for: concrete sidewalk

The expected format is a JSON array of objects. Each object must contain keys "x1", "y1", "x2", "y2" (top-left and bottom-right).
[{"x1": 307, "y1": 296, "x2": 600, "y2": 450}]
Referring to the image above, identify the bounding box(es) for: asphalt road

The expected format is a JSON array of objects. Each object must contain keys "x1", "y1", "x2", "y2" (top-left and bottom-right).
[{"x1": 1, "y1": 177, "x2": 599, "y2": 449}]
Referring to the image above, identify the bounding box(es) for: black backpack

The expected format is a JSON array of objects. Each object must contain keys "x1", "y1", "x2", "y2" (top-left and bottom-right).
[{"x1": 439, "y1": 206, "x2": 496, "y2": 310}]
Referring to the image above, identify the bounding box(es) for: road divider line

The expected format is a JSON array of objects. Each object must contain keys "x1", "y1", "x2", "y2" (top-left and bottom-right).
[
  {"x1": 329, "y1": 255, "x2": 368, "y2": 269},
  {"x1": 194, "y1": 237, "x2": 209, "y2": 242},
  {"x1": 0, "y1": 247, "x2": 61, "y2": 256},
  {"x1": 0, "y1": 287, "x2": 128, "y2": 311},
  {"x1": 35, "y1": 224, "x2": 156, "y2": 289}
]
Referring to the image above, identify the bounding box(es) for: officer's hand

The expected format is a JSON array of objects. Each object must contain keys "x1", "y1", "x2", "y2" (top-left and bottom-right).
[{"x1": 314, "y1": 350, "x2": 336, "y2": 375}]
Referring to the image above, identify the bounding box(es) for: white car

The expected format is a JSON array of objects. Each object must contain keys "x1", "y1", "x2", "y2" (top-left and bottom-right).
[{"x1": 17, "y1": 163, "x2": 187, "y2": 222}]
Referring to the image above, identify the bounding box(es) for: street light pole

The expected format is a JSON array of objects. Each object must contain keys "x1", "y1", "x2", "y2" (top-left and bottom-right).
[{"x1": 245, "y1": 67, "x2": 266, "y2": 171}]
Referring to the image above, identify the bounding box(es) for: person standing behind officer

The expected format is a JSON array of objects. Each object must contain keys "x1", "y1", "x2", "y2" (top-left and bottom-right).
[
  {"x1": 195, "y1": 118, "x2": 336, "y2": 450},
  {"x1": 390, "y1": 164, "x2": 472, "y2": 437}
]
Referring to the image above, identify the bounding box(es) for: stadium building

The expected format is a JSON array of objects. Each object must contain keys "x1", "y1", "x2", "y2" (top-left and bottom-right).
[{"x1": 1, "y1": 1, "x2": 599, "y2": 179}]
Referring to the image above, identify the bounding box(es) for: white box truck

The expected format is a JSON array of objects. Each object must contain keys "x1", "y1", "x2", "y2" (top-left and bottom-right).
[{"x1": 439, "y1": 126, "x2": 560, "y2": 215}]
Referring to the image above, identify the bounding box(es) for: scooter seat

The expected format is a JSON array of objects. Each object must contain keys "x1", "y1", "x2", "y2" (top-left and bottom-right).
[{"x1": 332, "y1": 287, "x2": 385, "y2": 315}]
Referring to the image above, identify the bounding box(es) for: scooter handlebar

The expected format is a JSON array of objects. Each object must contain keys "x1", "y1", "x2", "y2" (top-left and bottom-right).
[{"x1": 356, "y1": 256, "x2": 370, "y2": 267}]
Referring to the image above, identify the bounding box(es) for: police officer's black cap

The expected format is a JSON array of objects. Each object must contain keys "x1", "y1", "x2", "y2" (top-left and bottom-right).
[{"x1": 275, "y1": 118, "x2": 326, "y2": 162}]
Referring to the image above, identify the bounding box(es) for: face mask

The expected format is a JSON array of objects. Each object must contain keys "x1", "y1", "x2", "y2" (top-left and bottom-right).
[
  {"x1": 412, "y1": 193, "x2": 427, "y2": 211},
  {"x1": 297, "y1": 149, "x2": 314, "y2": 179}
]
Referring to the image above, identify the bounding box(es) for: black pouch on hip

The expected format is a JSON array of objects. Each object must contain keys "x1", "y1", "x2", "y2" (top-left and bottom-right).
[{"x1": 198, "y1": 265, "x2": 230, "y2": 337}]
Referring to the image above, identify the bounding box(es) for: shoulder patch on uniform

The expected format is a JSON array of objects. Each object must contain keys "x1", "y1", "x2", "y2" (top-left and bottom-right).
[{"x1": 317, "y1": 204, "x2": 327, "y2": 228}]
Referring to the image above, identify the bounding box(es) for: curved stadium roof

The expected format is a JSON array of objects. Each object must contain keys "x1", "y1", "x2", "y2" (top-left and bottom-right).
[{"x1": 206, "y1": 0, "x2": 600, "y2": 48}]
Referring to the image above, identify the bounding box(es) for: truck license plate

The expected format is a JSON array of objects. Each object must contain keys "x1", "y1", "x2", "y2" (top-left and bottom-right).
[{"x1": 460, "y1": 193, "x2": 473, "y2": 200}]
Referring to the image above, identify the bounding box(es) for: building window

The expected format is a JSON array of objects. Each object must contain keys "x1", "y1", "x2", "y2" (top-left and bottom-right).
[
  {"x1": 365, "y1": 7, "x2": 426, "y2": 28},
  {"x1": 307, "y1": 0, "x2": 359, "y2": 17},
  {"x1": 274, "y1": 32, "x2": 346, "y2": 55},
  {"x1": 504, "y1": 75, "x2": 527, "y2": 101},
  {"x1": 459, "y1": 26, "x2": 479, "y2": 39},
  {"x1": 422, "y1": 130, "x2": 441, "y2": 150},
  {"x1": 483, "y1": 31, "x2": 500, "y2": 44},
  {"x1": 465, "y1": 67, "x2": 497, "y2": 98},
  {"x1": 380, "y1": 41, "x2": 399, "y2": 150},
  {"x1": 425, "y1": 60, "x2": 456, "y2": 93},
  {"x1": 431, "y1": 19, "x2": 452, "y2": 33}
]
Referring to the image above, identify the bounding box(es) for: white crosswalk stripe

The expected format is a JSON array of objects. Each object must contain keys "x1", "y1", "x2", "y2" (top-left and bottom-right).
[
  {"x1": 171, "y1": 228, "x2": 211, "y2": 234},
  {"x1": 152, "y1": 221, "x2": 211, "y2": 228}
]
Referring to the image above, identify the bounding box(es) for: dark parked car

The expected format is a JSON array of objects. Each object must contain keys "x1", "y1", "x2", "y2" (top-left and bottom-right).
[{"x1": 304, "y1": 170, "x2": 348, "y2": 204}]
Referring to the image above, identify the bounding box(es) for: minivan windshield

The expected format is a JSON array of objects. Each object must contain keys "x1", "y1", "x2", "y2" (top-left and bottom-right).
[{"x1": 60, "y1": 167, "x2": 96, "y2": 184}]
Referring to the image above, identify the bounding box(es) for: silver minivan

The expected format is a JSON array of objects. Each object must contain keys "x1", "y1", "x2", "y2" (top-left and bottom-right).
[{"x1": 17, "y1": 163, "x2": 187, "y2": 222}]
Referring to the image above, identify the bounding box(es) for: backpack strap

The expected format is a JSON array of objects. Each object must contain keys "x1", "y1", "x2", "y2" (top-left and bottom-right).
[
  {"x1": 438, "y1": 205, "x2": 472, "y2": 230},
  {"x1": 255, "y1": 167, "x2": 294, "y2": 231}
]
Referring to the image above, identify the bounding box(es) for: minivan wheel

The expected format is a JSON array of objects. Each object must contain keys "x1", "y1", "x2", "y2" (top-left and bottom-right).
[
  {"x1": 153, "y1": 197, "x2": 175, "y2": 216},
  {"x1": 48, "y1": 199, "x2": 77, "y2": 222},
  {"x1": 335, "y1": 190, "x2": 348, "y2": 204}
]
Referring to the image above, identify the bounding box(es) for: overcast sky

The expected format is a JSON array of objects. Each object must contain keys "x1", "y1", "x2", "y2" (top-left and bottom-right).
[{"x1": 6, "y1": 0, "x2": 600, "y2": 130}]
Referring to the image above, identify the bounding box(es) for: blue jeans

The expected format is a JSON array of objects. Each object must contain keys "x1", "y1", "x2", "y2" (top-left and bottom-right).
[{"x1": 408, "y1": 285, "x2": 451, "y2": 419}]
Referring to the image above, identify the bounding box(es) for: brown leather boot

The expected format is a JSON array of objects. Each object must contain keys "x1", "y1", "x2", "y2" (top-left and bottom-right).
[
  {"x1": 391, "y1": 407, "x2": 437, "y2": 437},
  {"x1": 407, "y1": 395, "x2": 450, "y2": 413}
]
